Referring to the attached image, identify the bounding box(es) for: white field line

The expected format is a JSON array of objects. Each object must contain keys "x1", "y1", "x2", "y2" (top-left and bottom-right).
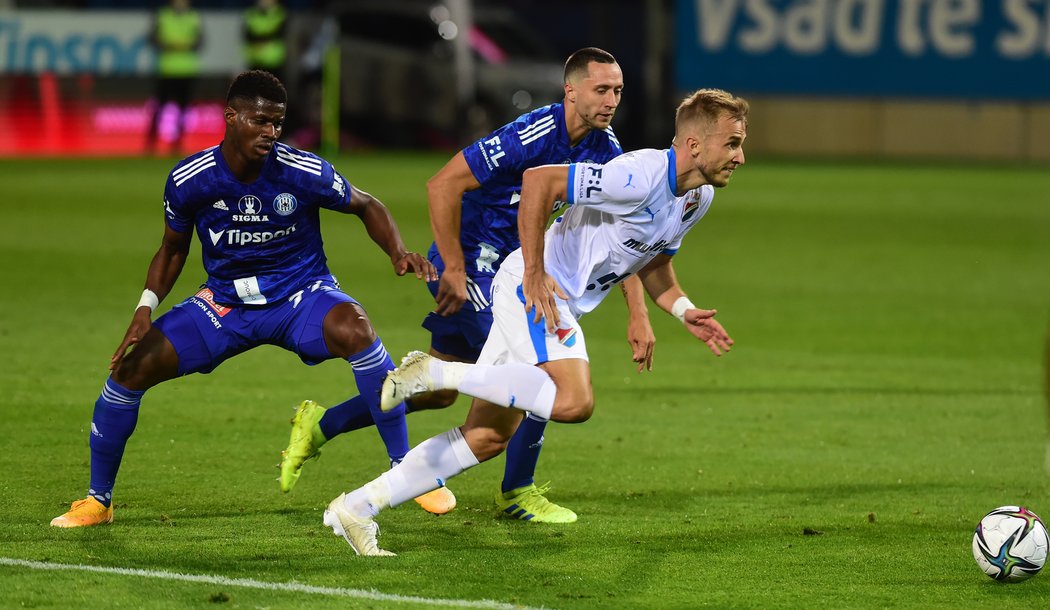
[{"x1": 0, "y1": 557, "x2": 551, "y2": 610}]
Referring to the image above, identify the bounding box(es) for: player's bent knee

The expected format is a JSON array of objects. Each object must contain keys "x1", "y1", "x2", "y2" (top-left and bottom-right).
[
  {"x1": 323, "y1": 308, "x2": 377, "y2": 358},
  {"x1": 463, "y1": 426, "x2": 512, "y2": 462},
  {"x1": 111, "y1": 331, "x2": 178, "y2": 391},
  {"x1": 552, "y1": 393, "x2": 595, "y2": 423}
]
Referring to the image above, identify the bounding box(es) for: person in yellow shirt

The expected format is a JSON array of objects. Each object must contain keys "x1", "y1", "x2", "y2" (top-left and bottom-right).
[
  {"x1": 243, "y1": 0, "x2": 288, "y2": 84},
  {"x1": 146, "y1": 0, "x2": 203, "y2": 154}
]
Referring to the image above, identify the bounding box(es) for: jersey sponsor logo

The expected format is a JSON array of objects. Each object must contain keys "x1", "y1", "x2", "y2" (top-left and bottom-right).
[
  {"x1": 480, "y1": 135, "x2": 506, "y2": 169},
  {"x1": 220, "y1": 224, "x2": 298, "y2": 246},
  {"x1": 193, "y1": 287, "x2": 231, "y2": 317},
  {"x1": 234, "y1": 276, "x2": 267, "y2": 305},
  {"x1": 332, "y1": 174, "x2": 346, "y2": 198},
  {"x1": 238, "y1": 195, "x2": 263, "y2": 215},
  {"x1": 234, "y1": 194, "x2": 270, "y2": 222},
  {"x1": 622, "y1": 237, "x2": 672, "y2": 254},
  {"x1": 624, "y1": 174, "x2": 636, "y2": 189},
  {"x1": 164, "y1": 198, "x2": 175, "y2": 219},
  {"x1": 273, "y1": 193, "x2": 297, "y2": 216},
  {"x1": 579, "y1": 166, "x2": 603, "y2": 198},
  {"x1": 190, "y1": 297, "x2": 224, "y2": 329},
  {"x1": 213, "y1": 199, "x2": 228, "y2": 211}
]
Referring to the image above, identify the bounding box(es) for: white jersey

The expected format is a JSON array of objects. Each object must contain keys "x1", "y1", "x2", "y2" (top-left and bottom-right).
[{"x1": 545, "y1": 148, "x2": 714, "y2": 317}]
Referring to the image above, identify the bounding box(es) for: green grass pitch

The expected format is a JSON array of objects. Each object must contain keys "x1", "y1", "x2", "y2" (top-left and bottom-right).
[{"x1": 0, "y1": 152, "x2": 1047, "y2": 609}]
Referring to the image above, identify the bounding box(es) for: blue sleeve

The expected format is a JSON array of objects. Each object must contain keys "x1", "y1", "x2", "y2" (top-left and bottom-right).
[
  {"x1": 162, "y1": 174, "x2": 193, "y2": 233},
  {"x1": 461, "y1": 118, "x2": 540, "y2": 185},
  {"x1": 320, "y1": 160, "x2": 353, "y2": 211}
]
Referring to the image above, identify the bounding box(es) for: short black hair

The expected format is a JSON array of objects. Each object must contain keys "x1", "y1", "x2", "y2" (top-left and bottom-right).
[
  {"x1": 563, "y1": 47, "x2": 617, "y2": 84},
  {"x1": 226, "y1": 70, "x2": 287, "y2": 105}
]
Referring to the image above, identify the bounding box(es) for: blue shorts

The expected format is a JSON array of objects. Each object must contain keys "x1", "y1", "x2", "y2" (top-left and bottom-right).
[
  {"x1": 421, "y1": 250, "x2": 494, "y2": 362},
  {"x1": 153, "y1": 277, "x2": 355, "y2": 376}
]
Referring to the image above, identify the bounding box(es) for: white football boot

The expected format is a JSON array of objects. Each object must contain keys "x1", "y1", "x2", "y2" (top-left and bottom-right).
[
  {"x1": 380, "y1": 351, "x2": 437, "y2": 412},
  {"x1": 323, "y1": 494, "x2": 395, "y2": 557}
]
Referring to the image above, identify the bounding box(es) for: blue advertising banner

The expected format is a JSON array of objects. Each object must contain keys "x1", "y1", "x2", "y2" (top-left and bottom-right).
[
  {"x1": 675, "y1": 0, "x2": 1049, "y2": 99},
  {"x1": 0, "y1": 11, "x2": 243, "y2": 75}
]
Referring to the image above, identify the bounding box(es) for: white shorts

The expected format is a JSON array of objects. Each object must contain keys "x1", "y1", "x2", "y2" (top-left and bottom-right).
[{"x1": 476, "y1": 251, "x2": 589, "y2": 366}]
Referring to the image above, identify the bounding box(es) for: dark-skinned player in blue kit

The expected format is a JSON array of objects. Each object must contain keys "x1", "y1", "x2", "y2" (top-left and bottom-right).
[{"x1": 51, "y1": 70, "x2": 446, "y2": 527}]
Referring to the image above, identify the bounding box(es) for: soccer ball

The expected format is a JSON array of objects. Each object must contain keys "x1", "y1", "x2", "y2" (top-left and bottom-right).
[{"x1": 972, "y1": 506, "x2": 1049, "y2": 582}]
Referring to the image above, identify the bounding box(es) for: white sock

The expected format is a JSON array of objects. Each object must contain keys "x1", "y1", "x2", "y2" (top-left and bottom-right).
[
  {"x1": 345, "y1": 427, "x2": 479, "y2": 515},
  {"x1": 432, "y1": 360, "x2": 556, "y2": 420}
]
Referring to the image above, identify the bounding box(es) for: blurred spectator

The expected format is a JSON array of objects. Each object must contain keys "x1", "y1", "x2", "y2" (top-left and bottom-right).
[
  {"x1": 243, "y1": 0, "x2": 288, "y2": 84},
  {"x1": 146, "y1": 0, "x2": 203, "y2": 154}
]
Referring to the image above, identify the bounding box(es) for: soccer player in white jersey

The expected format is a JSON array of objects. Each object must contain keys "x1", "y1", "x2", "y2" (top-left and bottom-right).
[
  {"x1": 320, "y1": 88, "x2": 749, "y2": 555},
  {"x1": 279, "y1": 47, "x2": 654, "y2": 522}
]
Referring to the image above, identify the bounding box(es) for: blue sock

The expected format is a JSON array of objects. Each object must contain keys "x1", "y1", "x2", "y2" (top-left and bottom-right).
[
  {"x1": 318, "y1": 394, "x2": 426, "y2": 439},
  {"x1": 501, "y1": 413, "x2": 549, "y2": 493},
  {"x1": 88, "y1": 377, "x2": 144, "y2": 507},
  {"x1": 348, "y1": 338, "x2": 409, "y2": 463},
  {"x1": 317, "y1": 395, "x2": 374, "y2": 439}
]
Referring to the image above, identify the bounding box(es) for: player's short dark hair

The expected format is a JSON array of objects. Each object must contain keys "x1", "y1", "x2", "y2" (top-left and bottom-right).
[
  {"x1": 226, "y1": 70, "x2": 287, "y2": 106},
  {"x1": 675, "y1": 88, "x2": 749, "y2": 136},
  {"x1": 563, "y1": 47, "x2": 617, "y2": 84}
]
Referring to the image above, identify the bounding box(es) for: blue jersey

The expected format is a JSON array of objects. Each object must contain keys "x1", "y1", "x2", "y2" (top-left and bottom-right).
[
  {"x1": 163, "y1": 142, "x2": 352, "y2": 305},
  {"x1": 447, "y1": 103, "x2": 623, "y2": 278}
]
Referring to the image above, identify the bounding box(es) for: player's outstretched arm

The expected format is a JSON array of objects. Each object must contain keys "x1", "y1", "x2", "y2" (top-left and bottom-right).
[
  {"x1": 426, "y1": 152, "x2": 481, "y2": 316},
  {"x1": 110, "y1": 225, "x2": 191, "y2": 370},
  {"x1": 346, "y1": 185, "x2": 436, "y2": 282},
  {"x1": 519, "y1": 165, "x2": 570, "y2": 332},
  {"x1": 621, "y1": 276, "x2": 655, "y2": 372},
  {"x1": 638, "y1": 254, "x2": 733, "y2": 356}
]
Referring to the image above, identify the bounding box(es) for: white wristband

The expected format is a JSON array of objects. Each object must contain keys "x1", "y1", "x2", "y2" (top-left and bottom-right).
[
  {"x1": 671, "y1": 296, "x2": 695, "y2": 323},
  {"x1": 137, "y1": 289, "x2": 159, "y2": 312}
]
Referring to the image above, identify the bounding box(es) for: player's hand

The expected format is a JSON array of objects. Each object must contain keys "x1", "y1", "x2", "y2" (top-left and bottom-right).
[
  {"x1": 393, "y1": 251, "x2": 437, "y2": 282},
  {"x1": 110, "y1": 308, "x2": 153, "y2": 370},
  {"x1": 521, "y1": 271, "x2": 567, "y2": 333},
  {"x1": 683, "y1": 308, "x2": 733, "y2": 356},
  {"x1": 627, "y1": 315, "x2": 656, "y2": 372},
  {"x1": 434, "y1": 268, "x2": 468, "y2": 316}
]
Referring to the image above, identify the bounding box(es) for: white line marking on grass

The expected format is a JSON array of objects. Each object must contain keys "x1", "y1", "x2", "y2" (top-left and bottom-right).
[{"x1": 0, "y1": 557, "x2": 551, "y2": 609}]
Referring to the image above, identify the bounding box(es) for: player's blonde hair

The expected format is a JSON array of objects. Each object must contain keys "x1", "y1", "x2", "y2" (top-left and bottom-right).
[{"x1": 674, "y1": 89, "x2": 749, "y2": 138}]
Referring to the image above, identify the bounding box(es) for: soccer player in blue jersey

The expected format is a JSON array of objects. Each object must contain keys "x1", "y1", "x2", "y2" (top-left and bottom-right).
[
  {"x1": 280, "y1": 48, "x2": 656, "y2": 523},
  {"x1": 50, "y1": 70, "x2": 441, "y2": 528}
]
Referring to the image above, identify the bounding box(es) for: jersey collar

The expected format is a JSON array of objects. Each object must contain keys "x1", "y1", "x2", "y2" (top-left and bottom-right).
[
  {"x1": 216, "y1": 139, "x2": 277, "y2": 184},
  {"x1": 665, "y1": 148, "x2": 677, "y2": 196}
]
